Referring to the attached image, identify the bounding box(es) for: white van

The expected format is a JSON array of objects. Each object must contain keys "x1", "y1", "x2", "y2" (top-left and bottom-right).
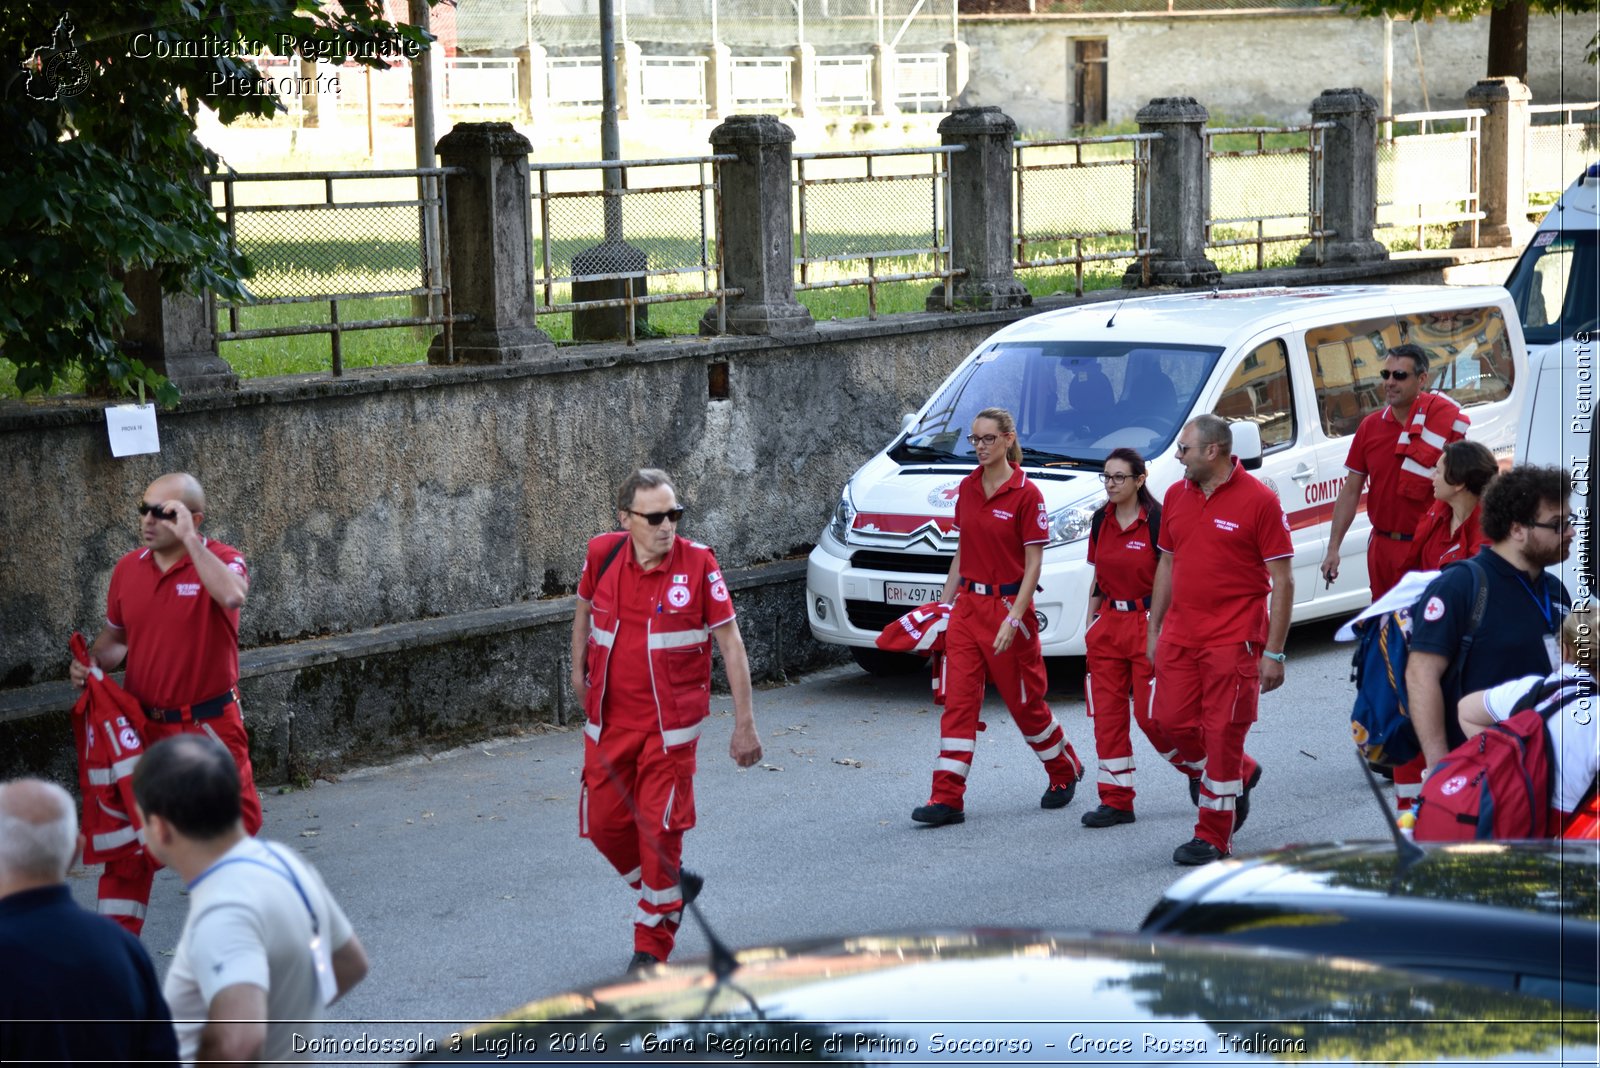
[
  {"x1": 1506, "y1": 162, "x2": 1598, "y2": 359},
  {"x1": 807, "y1": 285, "x2": 1527, "y2": 671},
  {"x1": 1515, "y1": 338, "x2": 1595, "y2": 599}
]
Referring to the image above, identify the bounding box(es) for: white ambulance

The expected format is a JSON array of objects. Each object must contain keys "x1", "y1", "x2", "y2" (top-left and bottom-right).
[{"x1": 806, "y1": 285, "x2": 1528, "y2": 671}]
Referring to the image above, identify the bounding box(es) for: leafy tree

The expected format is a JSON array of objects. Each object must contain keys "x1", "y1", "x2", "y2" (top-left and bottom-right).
[
  {"x1": 1345, "y1": 0, "x2": 1599, "y2": 83},
  {"x1": 0, "y1": 1, "x2": 434, "y2": 403}
]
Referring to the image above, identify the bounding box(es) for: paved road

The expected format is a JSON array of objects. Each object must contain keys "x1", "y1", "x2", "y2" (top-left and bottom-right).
[{"x1": 67, "y1": 616, "x2": 1395, "y2": 1046}]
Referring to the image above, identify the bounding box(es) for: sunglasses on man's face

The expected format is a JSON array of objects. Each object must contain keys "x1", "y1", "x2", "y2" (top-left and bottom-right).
[
  {"x1": 137, "y1": 501, "x2": 176, "y2": 520},
  {"x1": 1379, "y1": 369, "x2": 1412, "y2": 382},
  {"x1": 629, "y1": 507, "x2": 685, "y2": 526}
]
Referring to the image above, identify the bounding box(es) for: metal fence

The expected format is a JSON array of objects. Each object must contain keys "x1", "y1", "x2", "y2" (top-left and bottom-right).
[
  {"x1": 1012, "y1": 134, "x2": 1157, "y2": 295},
  {"x1": 793, "y1": 146, "x2": 963, "y2": 317},
  {"x1": 210, "y1": 168, "x2": 459, "y2": 375},
  {"x1": 530, "y1": 155, "x2": 739, "y2": 343},
  {"x1": 1376, "y1": 109, "x2": 1484, "y2": 249},
  {"x1": 732, "y1": 56, "x2": 794, "y2": 111},
  {"x1": 894, "y1": 52, "x2": 948, "y2": 113},
  {"x1": 641, "y1": 55, "x2": 710, "y2": 114},
  {"x1": 816, "y1": 55, "x2": 875, "y2": 111},
  {"x1": 1529, "y1": 101, "x2": 1600, "y2": 198},
  {"x1": 1205, "y1": 123, "x2": 1332, "y2": 269}
]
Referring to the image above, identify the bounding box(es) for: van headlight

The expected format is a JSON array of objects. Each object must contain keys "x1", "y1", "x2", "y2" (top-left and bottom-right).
[
  {"x1": 1046, "y1": 502, "x2": 1097, "y2": 546},
  {"x1": 828, "y1": 486, "x2": 857, "y2": 544}
]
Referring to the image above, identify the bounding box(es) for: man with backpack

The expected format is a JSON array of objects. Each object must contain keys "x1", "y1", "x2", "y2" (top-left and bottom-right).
[{"x1": 1405, "y1": 465, "x2": 1575, "y2": 771}]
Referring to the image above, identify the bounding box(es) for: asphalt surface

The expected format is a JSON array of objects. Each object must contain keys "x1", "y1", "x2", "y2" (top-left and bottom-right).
[{"x1": 66, "y1": 616, "x2": 1395, "y2": 1048}]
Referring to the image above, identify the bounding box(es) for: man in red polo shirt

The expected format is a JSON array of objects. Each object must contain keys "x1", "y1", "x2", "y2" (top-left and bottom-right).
[
  {"x1": 69, "y1": 472, "x2": 261, "y2": 934},
  {"x1": 1149, "y1": 415, "x2": 1293, "y2": 865},
  {"x1": 1321, "y1": 343, "x2": 1446, "y2": 600}
]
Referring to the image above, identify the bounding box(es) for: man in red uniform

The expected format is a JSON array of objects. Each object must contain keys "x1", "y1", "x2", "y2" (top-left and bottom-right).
[
  {"x1": 1321, "y1": 343, "x2": 1454, "y2": 600},
  {"x1": 69, "y1": 472, "x2": 261, "y2": 934},
  {"x1": 1149, "y1": 415, "x2": 1294, "y2": 865},
  {"x1": 570, "y1": 469, "x2": 762, "y2": 973}
]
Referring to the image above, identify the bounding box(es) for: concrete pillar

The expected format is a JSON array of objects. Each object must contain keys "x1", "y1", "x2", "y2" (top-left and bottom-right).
[
  {"x1": 517, "y1": 43, "x2": 548, "y2": 124},
  {"x1": 616, "y1": 40, "x2": 643, "y2": 121},
  {"x1": 1299, "y1": 87, "x2": 1387, "y2": 267},
  {"x1": 790, "y1": 44, "x2": 817, "y2": 119},
  {"x1": 123, "y1": 274, "x2": 236, "y2": 394},
  {"x1": 299, "y1": 57, "x2": 321, "y2": 127},
  {"x1": 699, "y1": 114, "x2": 815, "y2": 337},
  {"x1": 427, "y1": 122, "x2": 554, "y2": 364},
  {"x1": 870, "y1": 43, "x2": 899, "y2": 117},
  {"x1": 1459, "y1": 76, "x2": 1534, "y2": 248},
  {"x1": 926, "y1": 106, "x2": 1030, "y2": 312},
  {"x1": 1122, "y1": 96, "x2": 1219, "y2": 289},
  {"x1": 942, "y1": 41, "x2": 970, "y2": 109},
  {"x1": 705, "y1": 43, "x2": 732, "y2": 120}
]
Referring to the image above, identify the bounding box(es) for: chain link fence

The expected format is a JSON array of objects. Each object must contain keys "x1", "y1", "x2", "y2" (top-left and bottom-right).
[
  {"x1": 1205, "y1": 124, "x2": 1330, "y2": 270},
  {"x1": 1375, "y1": 110, "x2": 1483, "y2": 250},
  {"x1": 1529, "y1": 102, "x2": 1600, "y2": 199},
  {"x1": 1012, "y1": 134, "x2": 1154, "y2": 295}
]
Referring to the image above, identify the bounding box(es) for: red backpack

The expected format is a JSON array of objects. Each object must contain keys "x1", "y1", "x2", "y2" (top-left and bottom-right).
[{"x1": 1412, "y1": 678, "x2": 1568, "y2": 842}]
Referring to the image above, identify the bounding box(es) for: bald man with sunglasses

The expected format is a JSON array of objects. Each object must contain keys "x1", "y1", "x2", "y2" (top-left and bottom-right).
[{"x1": 570, "y1": 469, "x2": 761, "y2": 974}]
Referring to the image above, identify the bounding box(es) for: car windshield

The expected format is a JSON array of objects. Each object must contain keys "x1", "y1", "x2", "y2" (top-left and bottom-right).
[
  {"x1": 1507, "y1": 228, "x2": 1599, "y2": 347},
  {"x1": 891, "y1": 340, "x2": 1224, "y2": 467}
]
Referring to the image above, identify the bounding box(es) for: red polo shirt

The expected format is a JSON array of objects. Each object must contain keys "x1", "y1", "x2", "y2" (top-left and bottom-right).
[
  {"x1": 1344, "y1": 406, "x2": 1429, "y2": 536},
  {"x1": 953, "y1": 462, "x2": 1049, "y2": 586},
  {"x1": 578, "y1": 535, "x2": 736, "y2": 730},
  {"x1": 1157, "y1": 459, "x2": 1292, "y2": 647},
  {"x1": 1087, "y1": 504, "x2": 1159, "y2": 601},
  {"x1": 105, "y1": 540, "x2": 247, "y2": 709},
  {"x1": 1405, "y1": 500, "x2": 1488, "y2": 572}
]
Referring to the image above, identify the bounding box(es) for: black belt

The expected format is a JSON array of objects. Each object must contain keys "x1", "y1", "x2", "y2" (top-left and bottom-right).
[
  {"x1": 1106, "y1": 597, "x2": 1151, "y2": 612},
  {"x1": 144, "y1": 689, "x2": 237, "y2": 724},
  {"x1": 1373, "y1": 528, "x2": 1414, "y2": 542},
  {"x1": 960, "y1": 577, "x2": 1021, "y2": 596}
]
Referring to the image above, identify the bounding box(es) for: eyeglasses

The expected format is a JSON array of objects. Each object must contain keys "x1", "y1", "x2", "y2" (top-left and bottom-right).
[
  {"x1": 1379, "y1": 370, "x2": 1412, "y2": 381},
  {"x1": 629, "y1": 507, "x2": 685, "y2": 526},
  {"x1": 1175, "y1": 442, "x2": 1196, "y2": 456},
  {"x1": 966, "y1": 434, "x2": 1002, "y2": 447},
  {"x1": 137, "y1": 501, "x2": 175, "y2": 520},
  {"x1": 1527, "y1": 516, "x2": 1575, "y2": 533},
  {"x1": 1098, "y1": 472, "x2": 1132, "y2": 485}
]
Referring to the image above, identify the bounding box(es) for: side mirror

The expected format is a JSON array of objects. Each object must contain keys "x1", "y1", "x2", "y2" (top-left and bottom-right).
[
  {"x1": 1231, "y1": 421, "x2": 1264, "y2": 470},
  {"x1": 901, "y1": 413, "x2": 917, "y2": 432}
]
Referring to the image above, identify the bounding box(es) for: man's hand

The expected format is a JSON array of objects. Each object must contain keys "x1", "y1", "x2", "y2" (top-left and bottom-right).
[
  {"x1": 158, "y1": 498, "x2": 199, "y2": 548},
  {"x1": 991, "y1": 619, "x2": 1017, "y2": 655},
  {"x1": 729, "y1": 720, "x2": 762, "y2": 767},
  {"x1": 1320, "y1": 547, "x2": 1340, "y2": 586},
  {"x1": 1258, "y1": 655, "x2": 1286, "y2": 693},
  {"x1": 69, "y1": 657, "x2": 92, "y2": 688}
]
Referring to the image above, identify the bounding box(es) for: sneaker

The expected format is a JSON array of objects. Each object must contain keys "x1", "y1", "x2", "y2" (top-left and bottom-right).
[
  {"x1": 627, "y1": 950, "x2": 662, "y2": 973},
  {"x1": 1233, "y1": 765, "x2": 1264, "y2": 833},
  {"x1": 1041, "y1": 778, "x2": 1077, "y2": 810},
  {"x1": 911, "y1": 802, "x2": 965, "y2": 826},
  {"x1": 1172, "y1": 837, "x2": 1230, "y2": 866},
  {"x1": 1080, "y1": 804, "x2": 1136, "y2": 828}
]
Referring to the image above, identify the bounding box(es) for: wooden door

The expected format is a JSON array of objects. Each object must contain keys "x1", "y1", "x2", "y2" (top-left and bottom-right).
[{"x1": 1073, "y1": 39, "x2": 1107, "y2": 129}]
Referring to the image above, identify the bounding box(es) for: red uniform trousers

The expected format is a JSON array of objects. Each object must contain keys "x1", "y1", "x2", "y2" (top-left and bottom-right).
[
  {"x1": 1365, "y1": 529, "x2": 1415, "y2": 602},
  {"x1": 97, "y1": 700, "x2": 263, "y2": 936},
  {"x1": 929, "y1": 593, "x2": 1082, "y2": 809},
  {"x1": 580, "y1": 726, "x2": 698, "y2": 961},
  {"x1": 1152, "y1": 639, "x2": 1263, "y2": 853},
  {"x1": 1084, "y1": 609, "x2": 1193, "y2": 811}
]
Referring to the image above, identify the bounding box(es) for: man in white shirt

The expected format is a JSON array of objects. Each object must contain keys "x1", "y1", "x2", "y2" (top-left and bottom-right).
[{"x1": 133, "y1": 735, "x2": 369, "y2": 1063}]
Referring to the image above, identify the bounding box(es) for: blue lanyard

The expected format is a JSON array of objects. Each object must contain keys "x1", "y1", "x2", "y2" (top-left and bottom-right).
[
  {"x1": 1514, "y1": 573, "x2": 1555, "y2": 630},
  {"x1": 189, "y1": 843, "x2": 319, "y2": 936}
]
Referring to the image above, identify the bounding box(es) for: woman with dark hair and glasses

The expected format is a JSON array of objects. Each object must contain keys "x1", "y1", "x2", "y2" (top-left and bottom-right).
[
  {"x1": 1404, "y1": 439, "x2": 1499, "y2": 573},
  {"x1": 1079, "y1": 448, "x2": 1194, "y2": 828},
  {"x1": 911, "y1": 408, "x2": 1084, "y2": 826}
]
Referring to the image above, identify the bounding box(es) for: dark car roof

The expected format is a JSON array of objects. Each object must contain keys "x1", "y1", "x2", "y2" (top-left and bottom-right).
[{"x1": 419, "y1": 929, "x2": 1593, "y2": 1063}]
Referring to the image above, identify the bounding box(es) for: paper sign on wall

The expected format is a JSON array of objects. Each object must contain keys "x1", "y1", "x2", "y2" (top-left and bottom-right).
[{"x1": 106, "y1": 404, "x2": 160, "y2": 457}]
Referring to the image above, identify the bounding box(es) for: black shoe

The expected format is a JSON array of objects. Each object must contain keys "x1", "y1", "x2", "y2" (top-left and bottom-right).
[
  {"x1": 1173, "y1": 837, "x2": 1230, "y2": 866},
  {"x1": 1188, "y1": 777, "x2": 1201, "y2": 806},
  {"x1": 1233, "y1": 765, "x2": 1264, "y2": 833},
  {"x1": 1080, "y1": 804, "x2": 1136, "y2": 828},
  {"x1": 679, "y1": 870, "x2": 704, "y2": 907},
  {"x1": 627, "y1": 950, "x2": 662, "y2": 973},
  {"x1": 1041, "y1": 778, "x2": 1077, "y2": 810},
  {"x1": 911, "y1": 802, "x2": 965, "y2": 826}
]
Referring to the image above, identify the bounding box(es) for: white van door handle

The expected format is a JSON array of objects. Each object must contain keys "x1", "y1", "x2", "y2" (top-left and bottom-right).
[{"x1": 1289, "y1": 464, "x2": 1315, "y2": 482}]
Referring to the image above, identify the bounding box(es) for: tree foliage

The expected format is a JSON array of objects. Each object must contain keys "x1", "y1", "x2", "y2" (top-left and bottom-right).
[
  {"x1": 1343, "y1": 0, "x2": 1599, "y2": 81},
  {"x1": 0, "y1": 1, "x2": 433, "y2": 403}
]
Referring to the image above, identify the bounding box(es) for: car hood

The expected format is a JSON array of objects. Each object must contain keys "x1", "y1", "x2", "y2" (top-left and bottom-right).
[
  {"x1": 419, "y1": 929, "x2": 1593, "y2": 1063},
  {"x1": 846, "y1": 454, "x2": 1098, "y2": 539}
]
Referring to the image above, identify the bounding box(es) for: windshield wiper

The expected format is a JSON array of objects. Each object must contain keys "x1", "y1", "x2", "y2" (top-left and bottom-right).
[
  {"x1": 1019, "y1": 447, "x2": 1083, "y2": 466},
  {"x1": 893, "y1": 442, "x2": 961, "y2": 463}
]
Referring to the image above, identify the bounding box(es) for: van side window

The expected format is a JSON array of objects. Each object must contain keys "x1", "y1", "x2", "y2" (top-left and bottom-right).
[
  {"x1": 1401, "y1": 306, "x2": 1515, "y2": 409},
  {"x1": 1215, "y1": 339, "x2": 1294, "y2": 451},
  {"x1": 1307, "y1": 316, "x2": 1393, "y2": 438}
]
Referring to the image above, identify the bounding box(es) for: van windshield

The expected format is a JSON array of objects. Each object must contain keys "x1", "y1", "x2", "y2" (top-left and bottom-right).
[
  {"x1": 1507, "y1": 229, "x2": 1598, "y2": 347},
  {"x1": 892, "y1": 340, "x2": 1224, "y2": 468}
]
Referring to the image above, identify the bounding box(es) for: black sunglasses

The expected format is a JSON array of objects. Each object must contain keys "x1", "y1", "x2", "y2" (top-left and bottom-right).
[
  {"x1": 137, "y1": 501, "x2": 176, "y2": 520},
  {"x1": 1379, "y1": 369, "x2": 1412, "y2": 381},
  {"x1": 629, "y1": 507, "x2": 685, "y2": 526}
]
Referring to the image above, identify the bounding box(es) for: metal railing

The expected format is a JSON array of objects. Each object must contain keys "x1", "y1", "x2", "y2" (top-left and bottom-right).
[
  {"x1": 731, "y1": 56, "x2": 794, "y2": 110},
  {"x1": 1376, "y1": 108, "x2": 1484, "y2": 249},
  {"x1": 792, "y1": 145, "x2": 963, "y2": 317},
  {"x1": 641, "y1": 55, "x2": 709, "y2": 113},
  {"x1": 210, "y1": 168, "x2": 462, "y2": 375},
  {"x1": 548, "y1": 56, "x2": 603, "y2": 109},
  {"x1": 530, "y1": 155, "x2": 740, "y2": 344},
  {"x1": 1205, "y1": 122, "x2": 1333, "y2": 269},
  {"x1": 444, "y1": 57, "x2": 520, "y2": 108},
  {"x1": 1013, "y1": 133, "x2": 1158, "y2": 295},
  {"x1": 816, "y1": 55, "x2": 874, "y2": 111},
  {"x1": 894, "y1": 53, "x2": 947, "y2": 113},
  {"x1": 1529, "y1": 101, "x2": 1600, "y2": 198}
]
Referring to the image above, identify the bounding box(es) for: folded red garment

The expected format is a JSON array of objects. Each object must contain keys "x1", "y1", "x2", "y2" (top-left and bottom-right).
[{"x1": 1394, "y1": 391, "x2": 1471, "y2": 500}]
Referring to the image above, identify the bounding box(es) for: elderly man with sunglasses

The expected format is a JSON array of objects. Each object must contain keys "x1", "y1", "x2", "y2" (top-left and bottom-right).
[
  {"x1": 570, "y1": 468, "x2": 762, "y2": 974},
  {"x1": 69, "y1": 472, "x2": 262, "y2": 936}
]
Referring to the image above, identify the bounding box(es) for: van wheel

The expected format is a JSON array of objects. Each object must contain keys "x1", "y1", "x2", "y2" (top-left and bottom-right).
[{"x1": 849, "y1": 647, "x2": 923, "y2": 676}]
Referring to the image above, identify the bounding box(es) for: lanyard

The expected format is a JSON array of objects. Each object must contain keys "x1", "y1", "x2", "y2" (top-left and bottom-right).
[
  {"x1": 1514, "y1": 572, "x2": 1555, "y2": 631},
  {"x1": 189, "y1": 843, "x2": 319, "y2": 937}
]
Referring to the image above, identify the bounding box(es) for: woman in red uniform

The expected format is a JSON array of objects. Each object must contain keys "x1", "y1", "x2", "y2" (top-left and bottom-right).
[
  {"x1": 1404, "y1": 439, "x2": 1498, "y2": 572},
  {"x1": 911, "y1": 408, "x2": 1084, "y2": 826},
  {"x1": 1080, "y1": 448, "x2": 1194, "y2": 828}
]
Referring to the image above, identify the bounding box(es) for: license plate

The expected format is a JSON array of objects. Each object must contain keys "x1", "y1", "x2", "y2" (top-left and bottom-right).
[{"x1": 884, "y1": 581, "x2": 942, "y2": 606}]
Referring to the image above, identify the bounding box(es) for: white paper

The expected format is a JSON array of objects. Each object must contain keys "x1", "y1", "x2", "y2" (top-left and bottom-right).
[{"x1": 105, "y1": 403, "x2": 159, "y2": 457}]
